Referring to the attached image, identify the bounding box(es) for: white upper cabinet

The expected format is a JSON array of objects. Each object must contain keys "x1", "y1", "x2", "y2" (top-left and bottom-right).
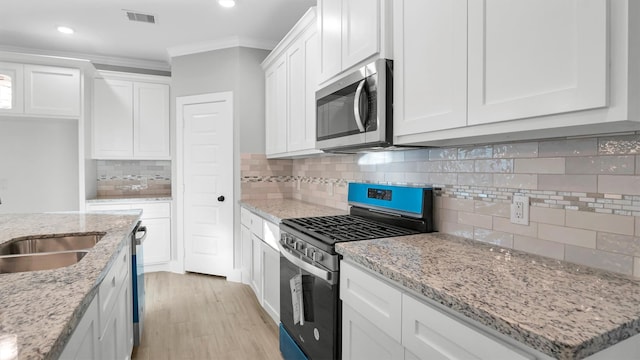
[
  {"x1": 263, "y1": 7, "x2": 321, "y2": 159},
  {"x1": 0, "y1": 62, "x2": 24, "y2": 115},
  {"x1": 92, "y1": 72, "x2": 170, "y2": 160},
  {"x1": 467, "y1": 0, "x2": 608, "y2": 126},
  {"x1": 0, "y1": 62, "x2": 80, "y2": 118},
  {"x1": 24, "y1": 65, "x2": 81, "y2": 117},
  {"x1": 394, "y1": 0, "x2": 640, "y2": 147},
  {"x1": 318, "y1": 0, "x2": 391, "y2": 84},
  {"x1": 393, "y1": 0, "x2": 468, "y2": 136}
]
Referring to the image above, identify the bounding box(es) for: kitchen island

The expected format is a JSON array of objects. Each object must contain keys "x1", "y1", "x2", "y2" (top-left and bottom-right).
[{"x1": 0, "y1": 212, "x2": 141, "y2": 359}]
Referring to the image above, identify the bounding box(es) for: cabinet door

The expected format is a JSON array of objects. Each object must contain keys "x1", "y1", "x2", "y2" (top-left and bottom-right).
[
  {"x1": 340, "y1": 261, "x2": 402, "y2": 342},
  {"x1": 318, "y1": 0, "x2": 343, "y2": 82},
  {"x1": 342, "y1": 303, "x2": 404, "y2": 360},
  {"x1": 141, "y1": 217, "x2": 171, "y2": 266},
  {"x1": 467, "y1": 0, "x2": 608, "y2": 125},
  {"x1": 262, "y1": 242, "x2": 280, "y2": 324},
  {"x1": 251, "y1": 234, "x2": 263, "y2": 300},
  {"x1": 93, "y1": 79, "x2": 134, "y2": 158},
  {"x1": 133, "y1": 82, "x2": 170, "y2": 159},
  {"x1": 265, "y1": 57, "x2": 288, "y2": 156},
  {"x1": 0, "y1": 62, "x2": 24, "y2": 114},
  {"x1": 24, "y1": 65, "x2": 80, "y2": 117},
  {"x1": 59, "y1": 296, "x2": 100, "y2": 360},
  {"x1": 402, "y1": 295, "x2": 533, "y2": 360},
  {"x1": 341, "y1": 0, "x2": 379, "y2": 71},
  {"x1": 393, "y1": 0, "x2": 467, "y2": 136},
  {"x1": 287, "y1": 27, "x2": 318, "y2": 153}
]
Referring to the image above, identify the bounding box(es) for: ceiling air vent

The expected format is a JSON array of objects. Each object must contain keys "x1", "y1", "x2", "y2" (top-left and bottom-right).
[{"x1": 124, "y1": 10, "x2": 156, "y2": 24}]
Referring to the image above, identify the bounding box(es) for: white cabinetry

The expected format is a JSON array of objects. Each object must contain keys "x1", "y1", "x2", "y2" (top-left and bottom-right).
[
  {"x1": 394, "y1": 0, "x2": 640, "y2": 146},
  {"x1": 59, "y1": 296, "x2": 100, "y2": 360},
  {"x1": 62, "y1": 239, "x2": 132, "y2": 360},
  {"x1": 0, "y1": 62, "x2": 80, "y2": 118},
  {"x1": 240, "y1": 205, "x2": 281, "y2": 325},
  {"x1": 92, "y1": 72, "x2": 170, "y2": 160},
  {"x1": 318, "y1": 0, "x2": 392, "y2": 84},
  {"x1": 86, "y1": 201, "x2": 172, "y2": 271},
  {"x1": 263, "y1": 8, "x2": 320, "y2": 159}
]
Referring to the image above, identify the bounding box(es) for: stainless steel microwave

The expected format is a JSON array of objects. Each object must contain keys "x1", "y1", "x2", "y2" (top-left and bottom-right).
[{"x1": 316, "y1": 59, "x2": 392, "y2": 152}]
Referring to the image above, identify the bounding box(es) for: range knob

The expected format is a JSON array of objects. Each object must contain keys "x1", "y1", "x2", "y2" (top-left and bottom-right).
[
  {"x1": 294, "y1": 241, "x2": 305, "y2": 251},
  {"x1": 312, "y1": 252, "x2": 323, "y2": 262}
]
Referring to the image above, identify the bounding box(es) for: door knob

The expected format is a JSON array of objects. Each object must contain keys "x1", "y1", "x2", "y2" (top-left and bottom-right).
[{"x1": 217, "y1": 195, "x2": 225, "y2": 202}]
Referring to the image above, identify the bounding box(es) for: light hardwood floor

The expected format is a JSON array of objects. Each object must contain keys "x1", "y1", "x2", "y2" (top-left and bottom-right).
[{"x1": 132, "y1": 272, "x2": 282, "y2": 360}]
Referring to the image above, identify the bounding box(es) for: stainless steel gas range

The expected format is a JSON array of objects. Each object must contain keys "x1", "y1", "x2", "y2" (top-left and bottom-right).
[{"x1": 278, "y1": 182, "x2": 434, "y2": 360}]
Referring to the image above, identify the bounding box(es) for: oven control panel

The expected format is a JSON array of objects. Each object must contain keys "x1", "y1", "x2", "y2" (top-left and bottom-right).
[
  {"x1": 280, "y1": 232, "x2": 338, "y2": 272},
  {"x1": 368, "y1": 187, "x2": 392, "y2": 201}
]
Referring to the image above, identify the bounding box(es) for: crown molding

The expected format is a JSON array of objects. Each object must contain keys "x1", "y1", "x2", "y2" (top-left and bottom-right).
[
  {"x1": 0, "y1": 45, "x2": 171, "y2": 71},
  {"x1": 166, "y1": 36, "x2": 277, "y2": 59}
]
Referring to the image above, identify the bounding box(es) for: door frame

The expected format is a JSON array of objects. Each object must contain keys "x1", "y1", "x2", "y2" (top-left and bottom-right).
[{"x1": 175, "y1": 92, "x2": 235, "y2": 276}]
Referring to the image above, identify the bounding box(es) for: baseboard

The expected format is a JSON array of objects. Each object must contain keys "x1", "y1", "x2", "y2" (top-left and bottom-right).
[{"x1": 226, "y1": 269, "x2": 243, "y2": 283}]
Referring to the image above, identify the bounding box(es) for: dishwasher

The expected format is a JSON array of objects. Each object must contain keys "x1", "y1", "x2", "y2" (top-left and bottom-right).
[{"x1": 131, "y1": 221, "x2": 147, "y2": 347}]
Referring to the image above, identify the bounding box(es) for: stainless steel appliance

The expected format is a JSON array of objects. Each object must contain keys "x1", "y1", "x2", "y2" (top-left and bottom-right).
[
  {"x1": 279, "y1": 183, "x2": 434, "y2": 360},
  {"x1": 131, "y1": 221, "x2": 147, "y2": 347},
  {"x1": 316, "y1": 59, "x2": 393, "y2": 153}
]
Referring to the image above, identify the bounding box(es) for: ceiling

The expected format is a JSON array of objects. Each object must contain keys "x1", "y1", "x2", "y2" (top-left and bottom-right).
[{"x1": 0, "y1": 0, "x2": 317, "y2": 70}]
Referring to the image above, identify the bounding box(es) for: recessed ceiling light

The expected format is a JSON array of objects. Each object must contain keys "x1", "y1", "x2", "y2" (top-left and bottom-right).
[
  {"x1": 218, "y1": 0, "x2": 236, "y2": 8},
  {"x1": 57, "y1": 26, "x2": 74, "y2": 35}
]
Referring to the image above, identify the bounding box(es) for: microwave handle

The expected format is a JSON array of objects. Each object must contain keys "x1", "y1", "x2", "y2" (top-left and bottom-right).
[{"x1": 353, "y1": 79, "x2": 367, "y2": 132}]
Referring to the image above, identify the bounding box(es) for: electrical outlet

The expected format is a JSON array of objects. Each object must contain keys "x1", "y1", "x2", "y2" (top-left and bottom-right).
[{"x1": 510, "y1": 195, "x2": 529, "y2": 225}]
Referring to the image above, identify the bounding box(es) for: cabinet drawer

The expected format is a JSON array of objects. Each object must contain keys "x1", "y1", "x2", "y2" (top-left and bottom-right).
[
  {"x1": 241, "y1": 207, "x2": 252, "y2": 228},
  {"x1": 98, "y1": 244, "x2": 130, "y2": 333},
  {"x1": 86, "y1": 203, "x2": 130, "y2": 212},
  {"x1": 262, "y1": 220, "x2": 280, "y2": 250},
  {"x1": 340, "y1": 261, "x2": 402, "y2": 342},
  {"x1": 402, "y1": 295, "x2": 533, "y2": 360},
  {"x1": 133, "y1": 202, "x2": 170, "y2": 219},
  {"x1": 250, "y1": 213, "x2": 264, "y2": 238}
]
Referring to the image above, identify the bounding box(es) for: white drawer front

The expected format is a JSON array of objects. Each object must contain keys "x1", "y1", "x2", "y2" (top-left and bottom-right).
[
  {"x1": 250, "y1": 213, "x2": 264, "y2": 238},
  {"x1": 402, "y1": 295, "x2": 533, "y2": 360},
  {"x1": 241, "y1": 207, "x2": 252, "y2": 227},
  {"x1": 340, "y1": 261, "x2": 402, "y2": 342},
  {"x1": 98, "y1": 244, "x2": 130, "y2": 334},
  {"x1": 87, "y1": 204, "x2": 131, "y2": 212},
  {"x1": 262, "y1": 220, "x2": 280, "y2": 250},
  {"x1": 132, "y1": 202, "x2": 170, "y2": 219}
]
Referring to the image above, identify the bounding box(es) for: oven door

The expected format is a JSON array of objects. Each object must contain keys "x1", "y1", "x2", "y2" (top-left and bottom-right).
[{"x1": 279, "y1": 244, "x2": 340, "y2": 360}]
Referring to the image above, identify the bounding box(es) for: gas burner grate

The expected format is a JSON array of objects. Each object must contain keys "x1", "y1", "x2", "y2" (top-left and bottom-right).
[{"x1": 283, "y1": 215, "x2": 418, "y2": 244}]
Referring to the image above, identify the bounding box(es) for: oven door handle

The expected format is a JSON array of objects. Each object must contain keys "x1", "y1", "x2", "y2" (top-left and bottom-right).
[{"x1": 278, "y1": 243, "x2": 337, "y2": 285}]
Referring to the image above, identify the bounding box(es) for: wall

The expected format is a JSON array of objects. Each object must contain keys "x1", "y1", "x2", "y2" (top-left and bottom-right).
[
  {"x1": 0, "y1": 117, "x2": 79, "y2": 212},
  {"x1": 241, "y1": 134, "x2": 640, "y2": 278}
]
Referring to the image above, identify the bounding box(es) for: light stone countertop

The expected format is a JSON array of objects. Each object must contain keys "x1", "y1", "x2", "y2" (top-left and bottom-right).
[
  {"x1": 336, "y1": 233, "x2": 640, "y2": 360},
  {"x1": 240, "y1": 199, "x2": 347, "y2": 223},
  {"x1": 0, "y1": 212, "x2": 142, "y2": 360},
  {"x1": 86, "y1": 196, "x2": 172, "y2": 203}
]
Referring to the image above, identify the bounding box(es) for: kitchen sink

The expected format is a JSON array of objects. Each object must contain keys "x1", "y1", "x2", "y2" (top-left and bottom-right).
[
  {"x1": 0, "y1": 233, "x2": 105, "y2": 256},
  {"x1": 0, "y1": 251, "x2": 89, "y2": 273}
]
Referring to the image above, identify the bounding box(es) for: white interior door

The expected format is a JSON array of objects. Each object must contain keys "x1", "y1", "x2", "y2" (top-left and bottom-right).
[{"x1": 180, "y1": 92, "x2": 234, "y2": 277}]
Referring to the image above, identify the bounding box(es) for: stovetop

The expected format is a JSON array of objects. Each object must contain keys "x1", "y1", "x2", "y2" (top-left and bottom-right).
[{"x1": 281, "y1": 215, "x2": 419, "y2": 245}]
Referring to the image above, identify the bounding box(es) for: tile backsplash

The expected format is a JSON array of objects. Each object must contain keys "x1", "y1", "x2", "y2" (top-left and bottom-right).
[
  {"x1": 96, "y1": 160, "x2": 171, "y2": 197},
  {"x1": 241, "y1": 134, "x2": 640, "y2": 277}
]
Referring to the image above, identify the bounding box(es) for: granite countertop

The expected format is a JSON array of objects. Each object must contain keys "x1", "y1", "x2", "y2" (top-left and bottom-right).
[
  {"x1": 86, "y1": 196, "x2": 172, "y2": 203},
  {"x1": 0, "y1": 212, "x2": 142, "y2": 360},
  {"x1": 336, "y1": 233, "x2": 640, "y2": 360},
  {"x1": 240, "y1": 199, "x2": 347, "y2": 223}
]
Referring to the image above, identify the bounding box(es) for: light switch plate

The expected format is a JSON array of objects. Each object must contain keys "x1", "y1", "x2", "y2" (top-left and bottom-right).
[{"x1": 511, "y1": 195, "x2": 530, "y2": 225}]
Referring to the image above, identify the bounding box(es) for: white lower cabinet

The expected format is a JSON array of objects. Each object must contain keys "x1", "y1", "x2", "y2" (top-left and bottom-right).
[
  {"x1": 59, "y1": 296, "x2": 100, "y2": 360},
  {"x1": 240, "y1": 205, "x2": 281, "y2": 325},
  {"x1": 342, "y1": 303, "x2": 404, "y2": 360},
  {"x1": 86, "y1": 201, "x2": 172, "y2": 271},
  {"x1": 341, "y1": 260, "x2": 538, "y2": 360},
  {"x1": 61, "y1": 239, "x2": 132, "y2": 360}
]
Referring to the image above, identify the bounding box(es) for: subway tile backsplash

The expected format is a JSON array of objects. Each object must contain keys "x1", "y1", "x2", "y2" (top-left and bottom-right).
[
  {"x1": 96, "y1": 160, "x2": 171, "y2": 198},
  {"x1": 241, "y1": 134, "x2": 640, "y2": 277}
]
